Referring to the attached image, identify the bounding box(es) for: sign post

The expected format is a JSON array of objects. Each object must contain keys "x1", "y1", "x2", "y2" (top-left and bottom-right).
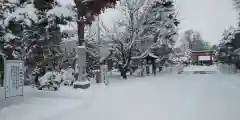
[
  {"x1": 4, "y1": 60, "x2": 24, "y2": 99},
  {"x1": 100, "y1": 65, "x2": 108, "y2": 85}
]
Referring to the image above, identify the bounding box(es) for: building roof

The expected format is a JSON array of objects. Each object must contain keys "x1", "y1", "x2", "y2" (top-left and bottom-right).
[
  {"x1": 190, "y1": 50, "x2": 214, "y2": 53},
  {"x1": 132, "y1": 49, "x2": 158, "y2": 59}
]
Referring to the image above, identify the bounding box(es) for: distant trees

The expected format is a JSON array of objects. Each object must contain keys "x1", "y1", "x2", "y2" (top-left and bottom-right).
[
  {"x1": 178, "y1": 29, "x2": 211, "y2": 51},
  {"x1": 189, "y1": 31, "x2": 211, "y2": 51}
]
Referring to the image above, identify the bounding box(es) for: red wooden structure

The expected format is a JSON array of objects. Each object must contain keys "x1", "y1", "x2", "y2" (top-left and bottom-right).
[{"x1": 190, "y1": 50, "x2": 214, "y2": 65}]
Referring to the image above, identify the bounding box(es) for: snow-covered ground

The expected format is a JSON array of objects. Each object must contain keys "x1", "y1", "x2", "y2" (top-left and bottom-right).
[
  {"x1": 0, "y1": 85, "x2": 106, "y2": 120},
  {"x1": 1, "y1": 65, "x2": 240, "y2": 120}
]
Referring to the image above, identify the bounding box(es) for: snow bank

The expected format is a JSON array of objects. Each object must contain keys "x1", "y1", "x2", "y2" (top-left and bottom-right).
[{"x1": 217, "y1": 63, "x2": 237, "y2": 74}]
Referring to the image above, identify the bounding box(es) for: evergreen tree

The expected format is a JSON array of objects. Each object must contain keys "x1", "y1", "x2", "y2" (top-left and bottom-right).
[
  {"x1": 0, "y1": 0, "x2": 21, "y2": 59},
  {"x1": 141, "y1": 0, "x2": 179, "y2": 46},
  {"x1": 190, "y1": 31, "x2": 211, "y2": 51},
  {"x1": 138, "y1": 0, "x2": 180, "y2": 60},
  {"x1": 217, "y1": 26, "x2": 240, "y2": 65},
  {"x1": 26, "y1": 0, "x2": 73, "y2": 70},
  {"x1": 3, "y1": 0, "x2": 73, "y2": 71}
]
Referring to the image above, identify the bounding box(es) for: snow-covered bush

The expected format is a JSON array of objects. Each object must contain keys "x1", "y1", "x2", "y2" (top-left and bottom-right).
[{"x1": 38, "y1": 71, "x2": 62, "y2": 91}]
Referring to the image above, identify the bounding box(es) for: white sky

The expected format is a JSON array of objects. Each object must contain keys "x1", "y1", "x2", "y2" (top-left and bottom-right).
[
  {"x1": 175, "y1": 0, "x2": 238, "y2": 44},
  {"x1": 100, "y1": 0, "x2": 238, "y2": 44}
]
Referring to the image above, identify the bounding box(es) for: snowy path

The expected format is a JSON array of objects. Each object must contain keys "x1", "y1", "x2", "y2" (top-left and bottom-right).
[
  {"x1": 1, "y1": 68, "x2": 240, "y2": 120},
  {"x1": 47, "y1": 74, "x2": 240, "y2": 120}
]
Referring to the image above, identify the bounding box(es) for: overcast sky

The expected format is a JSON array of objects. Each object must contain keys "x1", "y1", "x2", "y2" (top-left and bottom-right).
[
  {"x1": 175, "y1": 0, "x2": 238, "y2": 44},
  {"x1": 100, "y1": 0, "x2": 238, "y2": 45}
]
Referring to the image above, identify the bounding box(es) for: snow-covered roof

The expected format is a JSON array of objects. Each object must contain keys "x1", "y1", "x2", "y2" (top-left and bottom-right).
[
  {"x1": 190, "y1": 50, "x2": 214, "y2": 53},
  {"x1": 132, "y1": 49, "x2": 158, "y2": 59}
]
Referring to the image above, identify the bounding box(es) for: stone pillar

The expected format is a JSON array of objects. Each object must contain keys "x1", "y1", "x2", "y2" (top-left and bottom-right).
[
  {"x1": 95, "y1": 69, "x2": 101, "y2": 83},
  {"x1": 77, "y1": 46, "x2": 86, "y2": 81},
  {"x1": 146, "y1": 65, "x2": 150, "y2": 75},
  {"x1": 0, "y1": 54, "x2": 5, "y2": 87}
]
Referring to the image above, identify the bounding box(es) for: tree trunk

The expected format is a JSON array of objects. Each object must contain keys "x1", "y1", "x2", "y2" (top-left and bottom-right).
[
  {"x1": 152, "y1": 59, "x2": 156, "y2": 75},
  {"x1": 119, "y1": 66, "x2": 127, "y2": 79},
  {"x1": 159, "y1": 66, "x2": 163, "y2": 72},
  {"x1": 34, "y1": 73, "x2": 40, "y2": 87},
  {"x1": 121, "y1": 68, "x2": 127, "y2": 79},
  {"x1": 77, "y1": 7, "x2": 85, "y2": 46}
]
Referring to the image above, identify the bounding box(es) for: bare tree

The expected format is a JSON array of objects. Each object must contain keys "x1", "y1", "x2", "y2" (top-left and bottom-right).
[{"x1": 101, "y1": 0, "x2": 148, "y2": 79}]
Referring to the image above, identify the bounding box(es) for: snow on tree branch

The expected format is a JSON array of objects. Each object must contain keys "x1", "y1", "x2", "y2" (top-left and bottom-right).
[
  {"x1": 220, "y1": 26, "x2": 236, "y2": 46},
  {"x1": 100, "y1": 0, "x2": 148, "y2": 72}
]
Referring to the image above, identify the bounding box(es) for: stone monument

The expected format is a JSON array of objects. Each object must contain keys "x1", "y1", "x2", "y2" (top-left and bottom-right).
[
  {"x1": 77, "y1": 46, "x2": 86, "y2": 81},
  {"x1": 73, "y1": 46, "x2": 90, "y2": 89}
]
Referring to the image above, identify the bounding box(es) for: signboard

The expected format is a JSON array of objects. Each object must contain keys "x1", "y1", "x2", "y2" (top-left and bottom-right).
[
  {"x1": 198, "y1": 56, "x2": 211, "y2": 61},
  {"x1": 100, "y1": 65, "x2": 109, "y2": 85},
  {"x1": 4, "y1": 60, "x2": 24, "y2": 99}
]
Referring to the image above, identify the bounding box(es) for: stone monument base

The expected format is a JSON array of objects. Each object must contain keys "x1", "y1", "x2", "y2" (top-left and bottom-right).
[{"x1": 73, "y1": 81, "x2": 90, "y2": 89}]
